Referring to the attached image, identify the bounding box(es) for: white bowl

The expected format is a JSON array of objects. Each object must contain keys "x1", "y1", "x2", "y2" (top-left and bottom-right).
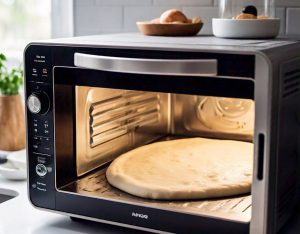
[
  {"x1": 212, "y1": 18, "x2": 280, "y2": 39},
  {"x1": 0, "y1": 161, "x2": 26, "y2": 181},
  {"x1": 7, "y1": 149, "x2": 26, "y2": 171}
]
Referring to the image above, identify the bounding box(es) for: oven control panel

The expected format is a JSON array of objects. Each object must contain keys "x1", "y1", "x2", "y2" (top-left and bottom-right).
[{"x1": 25, "y1": 45, "x2": 55, "y2": 209}]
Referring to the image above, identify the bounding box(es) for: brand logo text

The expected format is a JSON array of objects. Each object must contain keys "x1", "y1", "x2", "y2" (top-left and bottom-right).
[{"x1": 131, "y1": 212, "x2": 149, "y2": 219}]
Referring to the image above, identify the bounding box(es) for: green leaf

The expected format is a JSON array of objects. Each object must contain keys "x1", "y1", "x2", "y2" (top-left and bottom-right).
[
  {"x1": 0, "y1": 53, "x2": 6, "y2": 61},
  {"x1": 0, "y1": 53, "x2": 23, "y2": 96}
]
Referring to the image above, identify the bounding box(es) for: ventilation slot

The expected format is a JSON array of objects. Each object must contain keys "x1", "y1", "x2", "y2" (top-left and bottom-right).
[
  {"x1": 282, "y1": 69, "x2": 300, "y2": 98},
  {"x1": 89, "y1": 91, "x2": 160, "y2": 148},
  {"x1": 277, "y1": 170, "x2": 297, "y2": 224}
]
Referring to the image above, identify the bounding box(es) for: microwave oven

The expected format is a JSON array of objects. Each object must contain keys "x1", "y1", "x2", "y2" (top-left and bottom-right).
[{"x1": 24, "y1": 34, "x2": 300, "y2": 234}]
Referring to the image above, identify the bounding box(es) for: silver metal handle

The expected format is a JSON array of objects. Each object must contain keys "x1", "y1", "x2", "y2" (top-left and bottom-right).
[{"x1": 74, "y1": 53, "x2": 217, "y2": 77}]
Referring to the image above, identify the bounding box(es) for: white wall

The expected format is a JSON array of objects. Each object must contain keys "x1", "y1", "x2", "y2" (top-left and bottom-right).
[{"x1": 73, "y1": 0, "x2": 300, "y2": 37}]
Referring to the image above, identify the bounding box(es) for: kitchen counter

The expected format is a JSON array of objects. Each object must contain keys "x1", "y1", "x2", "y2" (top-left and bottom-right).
[{"x1": 0, "y1": 176, "x2": 300, "y2": 234}]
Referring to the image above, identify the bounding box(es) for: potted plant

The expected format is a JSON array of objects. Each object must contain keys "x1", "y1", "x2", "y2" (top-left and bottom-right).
[{"x1": 0, "y1": 53, "x2": 25, "y2": 151}]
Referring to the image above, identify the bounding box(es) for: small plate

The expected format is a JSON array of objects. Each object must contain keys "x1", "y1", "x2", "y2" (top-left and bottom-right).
[
  {"x1": 7, "y1": 149, "x2": 26, "y2": 171},
  {"x1": 0, "y1": 161, "x2": 26, "y2": 181},
  {"x1": 137, "y1": 22, "x2": 203, "y2": 36}
]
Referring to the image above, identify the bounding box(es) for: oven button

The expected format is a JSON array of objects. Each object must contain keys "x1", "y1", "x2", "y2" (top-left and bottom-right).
[
  {"x1": 27, "y1": 92, "x2": 50, "y2": 115},
  {"x1": 36, "y1": 164, "x2": 47, "y2": 177},
  {"x1": 32, "y1": 138, "x2": 41, "y2": 150}
]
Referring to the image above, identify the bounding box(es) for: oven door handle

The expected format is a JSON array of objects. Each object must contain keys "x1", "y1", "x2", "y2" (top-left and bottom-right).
[{"x1": 74, "y1": 53, "x2": 218, "y2": 77}]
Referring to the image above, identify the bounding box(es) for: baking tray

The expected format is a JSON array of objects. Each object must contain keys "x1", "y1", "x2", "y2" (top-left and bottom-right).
[{"x1": 60, "y1": 167, "x2": 251, "y2": 223}]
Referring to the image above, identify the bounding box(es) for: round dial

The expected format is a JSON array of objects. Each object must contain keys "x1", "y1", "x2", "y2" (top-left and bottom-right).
[
  {"x1": 36, "y1": 164, "x2": 47, "y2": 177},
  {"x1": 27, "y1": 92, "x2": 50, "y2": 115}
]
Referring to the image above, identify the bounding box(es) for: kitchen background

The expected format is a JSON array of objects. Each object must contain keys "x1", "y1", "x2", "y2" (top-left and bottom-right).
[
  {"x1": 0, "y1": 1, "x2": 300, "y2": 233},
  {"x1": 72, "y1": 0, "x2": 300, "y2": 37}
]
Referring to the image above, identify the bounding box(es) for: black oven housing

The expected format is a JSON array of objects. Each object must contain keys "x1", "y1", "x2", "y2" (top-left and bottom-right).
[{"x1": 24, "y1": 37, "x2": 300, "y2": 234}]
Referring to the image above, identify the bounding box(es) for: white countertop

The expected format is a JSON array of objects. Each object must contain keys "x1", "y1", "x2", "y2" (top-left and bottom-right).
[{"x1": 0, "y1": 174, "x2": 300, "y2": 234}]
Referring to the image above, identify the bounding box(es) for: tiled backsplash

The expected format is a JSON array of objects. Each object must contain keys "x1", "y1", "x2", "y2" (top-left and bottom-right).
[{"x1": 74, "y1": 0, "x2": 300, "y2": 37}]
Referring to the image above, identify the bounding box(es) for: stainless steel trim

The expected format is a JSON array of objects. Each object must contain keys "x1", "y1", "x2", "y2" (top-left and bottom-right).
[
  {"x1": 250, "y1": 53, "x2": 271, "y2": 234},
  {"x1": 74, "y1": 53, "x2": 218, "y2": 77}
]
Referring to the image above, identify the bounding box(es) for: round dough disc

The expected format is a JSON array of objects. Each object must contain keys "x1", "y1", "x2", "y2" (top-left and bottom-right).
[{"x1": 106, "y1": 138, "x2": 253, "y2": 200}]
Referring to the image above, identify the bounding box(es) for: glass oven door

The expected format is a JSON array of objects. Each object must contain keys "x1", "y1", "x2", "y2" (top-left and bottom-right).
[{"x1": 53, "y1": 53, "x2": 256, "y2": 233}]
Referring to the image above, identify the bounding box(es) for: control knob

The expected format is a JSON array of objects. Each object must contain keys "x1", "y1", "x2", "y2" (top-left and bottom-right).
[
  {"x1": 36, "y1": 164, "x2": 47, "y2": 177},
  {"x1": 27, "y1": 92, "x2": 50, "y2": 115}
]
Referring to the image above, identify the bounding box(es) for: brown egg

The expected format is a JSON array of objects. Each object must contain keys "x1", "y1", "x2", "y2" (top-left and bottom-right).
[
  {"x1": 160, "y1": 9, "x2": 188, "y2": 23},
  {"x1": 235, "y1": 13, "x2": 257, "y2": 20}
]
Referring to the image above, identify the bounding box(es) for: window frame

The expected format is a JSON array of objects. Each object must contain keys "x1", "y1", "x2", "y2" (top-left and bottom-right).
[{"x1": 51, "y1": 0, "x2": 74, "y2": 38}]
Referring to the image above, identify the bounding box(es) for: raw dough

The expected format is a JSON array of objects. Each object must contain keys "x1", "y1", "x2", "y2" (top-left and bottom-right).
[{"x1": 106, "y1": 138, "x2": 253, "y2": 200}]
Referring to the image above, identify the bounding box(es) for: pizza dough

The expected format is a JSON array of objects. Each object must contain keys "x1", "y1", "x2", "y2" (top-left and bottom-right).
[{"x1": 106, "y1": 138, "x2": 253, "y2": 200}]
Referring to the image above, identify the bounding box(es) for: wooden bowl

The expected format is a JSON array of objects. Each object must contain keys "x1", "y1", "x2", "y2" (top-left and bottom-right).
[{"x1": 137, "y1": 21, "x2": 203, "y2": 36}]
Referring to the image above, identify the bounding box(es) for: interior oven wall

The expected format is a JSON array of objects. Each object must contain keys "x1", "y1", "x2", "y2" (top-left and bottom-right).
[
  {"x1": 75, "y1": 86, "x2": 170, "y2": 176},
  {"x1": 74, "y1": 86, "x2": 255, "y2": 178}
]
